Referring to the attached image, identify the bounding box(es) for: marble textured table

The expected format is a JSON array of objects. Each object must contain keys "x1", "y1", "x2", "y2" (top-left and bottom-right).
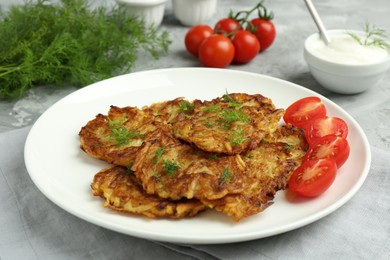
[{"x1": 1, "y1": 0, "x2": 389, "y2": 259}]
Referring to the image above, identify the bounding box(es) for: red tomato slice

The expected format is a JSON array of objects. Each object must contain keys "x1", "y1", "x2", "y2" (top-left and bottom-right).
[
  {"x1": 303, "y1": 116, "x2": 349, "y2": 146},
  {"x1": 288, "y1": 159, "x2": 337, "y2": 197},
  {"x1": 304, "y1": 135, "x2": 350, "y2": 168},
  {"x1": 283, "y1": 97, "x2": 327, "y2": 127}
]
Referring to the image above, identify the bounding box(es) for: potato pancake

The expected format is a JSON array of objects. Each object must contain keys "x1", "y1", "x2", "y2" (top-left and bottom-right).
[
  {"x1": 131, "y1": 129, "x2": 247, "y2": 201},
  {"x1": 202, "y1": 137, "x2": 307, "y2": 222},
  {"x1": 79, "y1": 98, "x2": 190, "y2": 166},
  {"x1": 172, "y1": 93, "x2": 284, "y2": 155},
  {"x1": 79, "y1": 105, "x2": 157, "y2": 167},
  {"x1": 132, "y1": 124, "x2": 307, "y2": 222},
  {"x1": 91, "y1": 165, "x2": 207, "y2": 219}
]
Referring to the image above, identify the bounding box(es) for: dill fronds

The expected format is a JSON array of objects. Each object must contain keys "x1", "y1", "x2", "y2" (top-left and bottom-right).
[
  {"x1": 229, "y1": 128, "x2": 248, "y2": 146},
  {"x1": 163, "y1": 159, "x2": 181, "y2": 176},
  {"x1": 108, "y1": 119, "x2": 144, "y2": 146},
  {"x1": 0, "y1": 0, "x2": 171, "y2": 99},
  {"x1": 154, "y1": 147, "x2": 167, "y2": 163},
  {"x1": 347, "y1": 22, "x2": 390, "y2": 49}
]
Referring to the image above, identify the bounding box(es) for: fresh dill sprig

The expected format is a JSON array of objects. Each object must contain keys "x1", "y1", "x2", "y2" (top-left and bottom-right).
[
  {"x1": 0, "y1": 0, "x2": 171, "y2": 100},
  {"x1": 154, "y1": 147, "x2": 166, "y2": 163},
  {"x1": 222, "y1": 91, "x2": 241, "y2": 107},
  {"x1": 229, "y1": 128, "x2": 248, "y2": 146},
  {"x1": 203, "y1": 104, "x2": 221, "y2": 113},
  {"x1": 284, "y1": 144, "x2": 293, "y2": 152},
  {"x1": 220, "y1": 168, "x2": 232, "y2": 184},
  {"x1": 209, "y1": 153, "x2": 220, "y2": 160},
  {"x1": 178, "y1": 100, "x2": 194, "y2": 113},
  {"x1": 162, "y1": 159, "x2": 181, "y2": 176},
  {"x1": 108, "y1": 119, "x2": 144, "y2": 146},
  {"x1": 220, "y1": 108, "x2": 251, "y2": 128},
  {"x1": 347, "y1": 22, "x2": 390, "y2": 49}
]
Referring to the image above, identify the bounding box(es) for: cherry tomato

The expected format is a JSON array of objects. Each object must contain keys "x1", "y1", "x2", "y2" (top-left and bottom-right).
[
  {"x1": 198, "y1": 34, "x2": 235, "y2": 68},
  {"x1": 283, "y1": 97, "x2": 327, "y2": 127},
  {"x1": 214, "y1": 18, "x2": 241, "y2": 34},
  {"x1": 304, "y1": 135, "x2": 350, "y2": 168},
  {"x1": 248, "y1": 18, "x2": 276, "y2": 52},
  {"x1": 184, "y1": 24, "x2": 214, "y2": 57},
  {"x1": 303, "y1": 116, "x2": 349, "y2": 146},
  {"x1": 231, "y1": 30, "x2": 260, "y2": 64},
  {"x1": 288, "y1": 159, "x2": 337, "y2": 197}
]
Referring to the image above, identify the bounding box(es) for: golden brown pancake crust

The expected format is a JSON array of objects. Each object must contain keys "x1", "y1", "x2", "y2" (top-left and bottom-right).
[
  {"x1": 91, "y1": 165, "x2": 207, "y2": 219},
  {"x1": 172, "y1": 93, "x2": 284, "y2": 155}
]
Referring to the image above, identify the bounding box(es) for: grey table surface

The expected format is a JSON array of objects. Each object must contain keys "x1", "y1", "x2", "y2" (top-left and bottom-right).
[{"x1": 1, "y1": 0, "x2": 390, "y2": 259}]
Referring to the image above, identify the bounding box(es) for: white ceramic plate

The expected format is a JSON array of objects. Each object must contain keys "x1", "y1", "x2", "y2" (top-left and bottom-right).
[{"x1": 24, "y1": 68, "x2": 371, "y2": 244}]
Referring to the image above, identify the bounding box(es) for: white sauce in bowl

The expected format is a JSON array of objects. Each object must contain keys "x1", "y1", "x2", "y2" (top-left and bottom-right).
[{"x1": 310, "y1": 33, "x2": 389, "y2": 65}]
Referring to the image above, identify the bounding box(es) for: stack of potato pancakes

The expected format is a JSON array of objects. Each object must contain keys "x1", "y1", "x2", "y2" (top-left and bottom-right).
[{"x1": 79, "y1": 93, "x2": 308, "y2": 222}]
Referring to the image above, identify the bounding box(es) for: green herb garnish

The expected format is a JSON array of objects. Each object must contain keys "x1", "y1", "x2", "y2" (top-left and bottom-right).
[
  {"x1": 222, "y1": 91, "x2": 241, "y2": 107},
  {"x1": 200, "y1": 117, "x2": 214, "y2": 128},
  {"x1": 203, "y1": 105, "x2": 221, "y2": 113},
  {"x1": 153, "y1": 173, "x2": 161, "y2": 179},
  {"x1": 347, "y1": 22, "x2": 390, "y2": 49},
  {"x1": 220, "y1": 109, "x2": 251, "y2": 128},
  {"x1": 154, "y1": 147, "x2": 166, "y2": 163},
  {"x1": 221, "y1": 168, "x2": 232, "y2": 184},
  {"x1": 209, "y1": 154, "x2": 220, "y2": 160},
  {"x1": 0, "y1": 0, "x2": 171, "y2": 99},
  {"x1": 284, "y1": 144, "x2": 293, "y2": 152},
  {"x1": 162, "y1": 159, "x2": 181, "y2": 176},
  {"x1": 229, "y1": 128, "x2": 248, "y2": 146},
  {"x1": 178, "y1": 101, "x2": 194, "y2": 113},
  {"x1": 108, "y1": 119, "x2": 144, "y2": 146}
]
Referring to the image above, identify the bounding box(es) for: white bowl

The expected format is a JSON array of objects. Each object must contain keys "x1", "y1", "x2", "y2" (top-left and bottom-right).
[
  {"x1": 116, "y1": 0, "x2": 167, "y2": 27},
  {"x1": 172, "y1": 0, "x2": 217, "y2": 26},
  {"x1": 304, "y1": 29, "x2": 390, "y2": 94}
]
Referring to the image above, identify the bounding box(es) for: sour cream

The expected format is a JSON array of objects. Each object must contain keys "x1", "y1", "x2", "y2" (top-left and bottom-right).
[{"x1": 310, "y1": 33, "x2": 389, "y2": 65}]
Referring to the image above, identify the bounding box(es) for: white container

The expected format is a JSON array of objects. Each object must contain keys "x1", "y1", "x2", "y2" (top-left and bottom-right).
[
  {"x1": 172, "y1": 0, "x2": 217, "y2": 26},
  {"x1": 116, "y1": 0, "x2": 167, "y2": 27},
  {"x1": 304, "y1": 29, "x2": 390, "y2": 94}
]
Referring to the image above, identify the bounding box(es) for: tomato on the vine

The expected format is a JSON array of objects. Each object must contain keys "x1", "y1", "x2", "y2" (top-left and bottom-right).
[
  {"x1": 283, "y1": 96, "x2": 327, "y2": 127},
  {"x1": 304, "y1": 135, "x2": 350, "y2": 169},
  {"x1": 248, "y1": 18, "x2": 276, "y2": 52},
  {"x1": 184, "y1": 24, "x2": 214, "y2": 57},
  {"x1": 198, "y1": 34, "x2": 235, "y2": 68},
  {"x1": 303, "y1": 116, "x2": 349, "y2": 146},
  {"x1": 288, "y1": 159, "x2": 337, "y2": 198},
  {"x1": 214, "y1": 18, "x2": 241, "y2": 34},
  {"x1": 231, "y1": 30, "x2": 260, "y2": 64}
]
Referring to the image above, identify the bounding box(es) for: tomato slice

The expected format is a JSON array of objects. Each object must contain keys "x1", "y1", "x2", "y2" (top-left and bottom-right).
[
  {"x1": 288, "y1": 159, "x2": 337, "y2": 197},
  {"x1": 304, "y1": 135, "x2": 350, "y2": 168},
  {"x1": 283, "y1": 97, "x2": 327, "y2": 127},
  {"x1": 303, "y1": 116, "x2": 349, "y2": 146}
]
